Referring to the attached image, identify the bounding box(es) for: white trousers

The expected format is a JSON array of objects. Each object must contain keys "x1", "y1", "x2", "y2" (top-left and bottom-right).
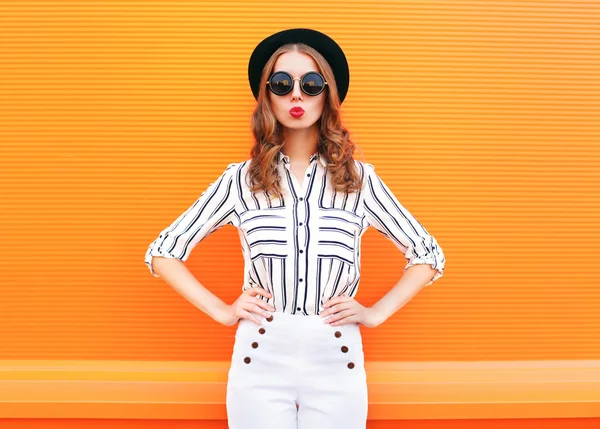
[{"x1": 226, "y1": 311, "x2": 368, "y2": 429}]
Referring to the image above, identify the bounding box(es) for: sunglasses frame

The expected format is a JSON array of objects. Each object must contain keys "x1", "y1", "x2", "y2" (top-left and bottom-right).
[{"x1": 266, "y1": 70, "x2": 328, "y2": 96}]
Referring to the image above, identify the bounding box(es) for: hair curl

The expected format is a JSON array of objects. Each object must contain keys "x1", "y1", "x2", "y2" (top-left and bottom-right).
[{"x1": 247, "y1": 43, "x2": 364, "y2": 200}]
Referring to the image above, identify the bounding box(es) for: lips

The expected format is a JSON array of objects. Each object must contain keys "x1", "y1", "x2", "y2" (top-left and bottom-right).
[{"x1": 289, "y1": 107, "x2": 305, "y2": 118}]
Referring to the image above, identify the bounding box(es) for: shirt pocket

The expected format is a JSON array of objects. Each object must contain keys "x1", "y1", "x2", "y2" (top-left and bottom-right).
[
  {"x1": 239, "y1": 206, "x2": 288, "y2": 261},
  {"x1": 317, "y1": 207, "x2": 363, "y2": 265}
]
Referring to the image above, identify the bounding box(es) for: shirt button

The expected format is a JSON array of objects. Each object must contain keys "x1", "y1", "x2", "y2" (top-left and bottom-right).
[
  {"x1": 299, "y1": 197, "x2": 304, "y2": 201},
  {"x1": 299, "y1": 278, "x2": 303, "y2": 282},
  {"x1": 306, "y1": 173, "x2": 310, "y2": 177},
  {"x1": 252, "y1": 342, "x2": 259, "y2": 349},
  {"x1": 244, "y1": 357, "x2": 251, "y2": 364},
  {"x1": 347, "y1": 362, "x2": 355, "y2": 369},
  {"x1": 299, "y1": 249, "x2": 303, "y2": 254},
  {"x1": 341, "y1": 346, "x2": 349, "y2": 353},
  {"x1": 299, "y1": 222, "x2": 303, "y2": 226},
  {"x1": 297, "y1": 307, "x2": 301, "y2": 311},
  {"x1": 334, "y1": 331, "x2": 342, "y2": 338},
  {"x1": 259, "y1": 328, "x2": 266, "y2": 334}
]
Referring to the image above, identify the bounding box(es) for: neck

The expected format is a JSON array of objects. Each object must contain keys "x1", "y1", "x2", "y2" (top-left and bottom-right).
[{"x1": 281, "y1": 124, "x2": 319, "y2": 163}]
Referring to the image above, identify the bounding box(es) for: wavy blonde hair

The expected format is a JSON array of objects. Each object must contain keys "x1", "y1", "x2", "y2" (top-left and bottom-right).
[{"x1": 247, "y1": 43, "x2": 364, "y2": 200}]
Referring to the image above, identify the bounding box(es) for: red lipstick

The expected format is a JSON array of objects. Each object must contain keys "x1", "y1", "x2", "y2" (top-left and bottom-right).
[{"x1": 289, "y1": 107, "x2": 305, "y2": 118}]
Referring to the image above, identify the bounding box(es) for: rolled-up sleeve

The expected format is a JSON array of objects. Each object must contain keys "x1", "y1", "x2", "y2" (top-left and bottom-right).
[
  {"x1": 362, "y1": 163, "x2": 445, "y2": 286},
  {"x1": 144, "y1": 162, "x2": 238, "y2": 278}
]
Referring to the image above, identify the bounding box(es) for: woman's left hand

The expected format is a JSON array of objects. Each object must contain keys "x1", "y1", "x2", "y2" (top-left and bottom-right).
[{"x1": 320, "y1": 295, "x2": 384, "y2": 328}]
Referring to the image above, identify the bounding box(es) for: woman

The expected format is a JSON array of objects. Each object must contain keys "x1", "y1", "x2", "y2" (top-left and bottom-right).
[{"x1": 144, "y1": 28, "x2": 445, "y2": 429}]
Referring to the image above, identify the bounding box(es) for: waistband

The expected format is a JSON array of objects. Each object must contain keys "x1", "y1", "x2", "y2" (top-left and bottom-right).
[{"x1": 238, "y1": 310, "x2": 361, "y2": 337}]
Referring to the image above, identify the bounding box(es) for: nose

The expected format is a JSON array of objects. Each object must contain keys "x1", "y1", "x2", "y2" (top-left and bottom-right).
[{"x1": 291, "y1": 78, "x2": 303, "y2": 101}]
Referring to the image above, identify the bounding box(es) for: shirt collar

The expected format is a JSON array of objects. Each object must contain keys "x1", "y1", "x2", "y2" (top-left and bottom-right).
[{"x1": 278, "y1": 150, "x2": 328, "y2": 168}]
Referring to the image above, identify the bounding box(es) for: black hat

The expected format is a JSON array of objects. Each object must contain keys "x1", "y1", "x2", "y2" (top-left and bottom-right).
[{"x1": 248, "y1": 28, "x2": 350, "y2": 104}]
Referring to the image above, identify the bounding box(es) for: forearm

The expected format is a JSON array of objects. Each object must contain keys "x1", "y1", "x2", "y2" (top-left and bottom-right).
[
  {"x1": 151, "y1": 256, "x2": 229, "y2": 322},
  {"x1": 370, "y1": 264, "x2": 438, "y2": 325}
]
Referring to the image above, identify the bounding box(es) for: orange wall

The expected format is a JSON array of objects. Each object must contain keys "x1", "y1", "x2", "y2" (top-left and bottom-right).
[
  {"x1": 3, "y1": 418, "x2": 600, "y2": 429},
  {"x1": 0, "y1": 1, "x2": 599, "y2": 363}
]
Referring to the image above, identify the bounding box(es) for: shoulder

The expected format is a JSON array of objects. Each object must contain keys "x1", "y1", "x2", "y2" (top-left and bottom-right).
[
  {"x1": 353, "y1": 158, "x2": 375, "y2": 170},
  {"x1": 352, "y1": 159, "x2": 376, "y2": 178},
  {"x1": 352, "y1": 159, "x2": 376, "y2": 192},
  {"x1": 219, "y1": 160, "x2": 254, "y2": 189},
  {"x1": 222, "y1": 160, "x2": 250, "y2": 176}
]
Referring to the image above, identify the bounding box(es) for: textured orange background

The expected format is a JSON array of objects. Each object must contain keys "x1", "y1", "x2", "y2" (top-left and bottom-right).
[
  {"x1": 0, "y1": 0, "x2": 598, "y2": 368},
  {"x1": 2, "y1": 418, "x2": 600, "y2": 429}
]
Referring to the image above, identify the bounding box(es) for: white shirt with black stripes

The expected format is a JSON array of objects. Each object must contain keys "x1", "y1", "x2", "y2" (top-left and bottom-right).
[{"x1": 144, "y1": 150, "x2": 445, "y2": 316}]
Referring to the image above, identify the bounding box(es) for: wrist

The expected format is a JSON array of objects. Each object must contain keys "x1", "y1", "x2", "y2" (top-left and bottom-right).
[
  {"x1": 369, "y1": 305, "x2": 388, "y2": 326},
  {"x1": 210, "y1": 300, "x2": 231, "y2": 324}
]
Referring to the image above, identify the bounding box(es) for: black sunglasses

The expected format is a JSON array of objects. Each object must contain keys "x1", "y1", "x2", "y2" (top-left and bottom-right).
[{"x1": 267, "y1": 71, "x2": 328, "y2": 96}]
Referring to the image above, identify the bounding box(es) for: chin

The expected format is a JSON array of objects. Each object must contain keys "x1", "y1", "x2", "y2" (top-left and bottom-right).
[{"x1": 279, "y1": 116, "x2": 319, "y2": 130}]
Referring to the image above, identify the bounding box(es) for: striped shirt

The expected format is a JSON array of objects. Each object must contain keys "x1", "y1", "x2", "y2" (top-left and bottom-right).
[{"x1": 144, "y1": 150, "x2": 445, "y2": 316}]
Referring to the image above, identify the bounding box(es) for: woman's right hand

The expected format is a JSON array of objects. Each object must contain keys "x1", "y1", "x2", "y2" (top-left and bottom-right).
[{"x1": 218, "y1": 287, "x2": 275, "y2": 326}]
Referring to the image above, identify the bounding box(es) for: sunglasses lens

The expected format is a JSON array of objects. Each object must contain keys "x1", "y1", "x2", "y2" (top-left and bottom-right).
[
  {"x1": 269, "y1": 72, "x2": 292, "y2": 95},
  {"x1": 302, "y1": 72, "x2": 325, "y2": 95}
]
